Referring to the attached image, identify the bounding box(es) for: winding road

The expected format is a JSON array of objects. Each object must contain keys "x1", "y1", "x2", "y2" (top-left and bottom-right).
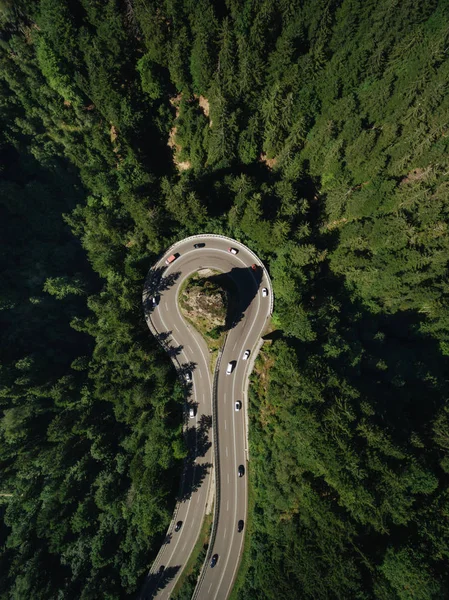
[{"x1": 141, "y1": 235, "x2": 273, "y2": 600}]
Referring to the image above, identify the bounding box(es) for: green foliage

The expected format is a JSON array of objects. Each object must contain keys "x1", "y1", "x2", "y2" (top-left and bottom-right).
[
  {"x1": 137, "y1": 53, "x2": 164, "y2": 100},
  {"x1": 1, "y1": 1, "x2": 449, "y2": 599}
]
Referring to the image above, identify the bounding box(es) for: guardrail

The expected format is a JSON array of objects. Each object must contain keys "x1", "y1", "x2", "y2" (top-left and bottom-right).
[
  {"x1": 191, "y1": 336, "x2": 226, "y2": 600},
  {"x1": 158, "y1": 233, "x2": 274, "y2": 315},
  {"x1": 140, "y1": 276, "x2": 206, "y2": 586},
  {"x1": 142, "y1": 234, "x2": 274, "y2": 599}
]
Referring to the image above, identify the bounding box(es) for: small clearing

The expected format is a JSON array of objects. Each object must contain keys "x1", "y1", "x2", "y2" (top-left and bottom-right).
[
  {"x1": 401, "y1": 166, "x2": 432, "y2": 185},
  {"x1": 195, "y1": 94, "x2": 212, "y2": 126},
  {"x1": 260, "y1": 153, "x2": 277, "y2": 169},
  {"x1": 168, "y1": 93, "x2": 192, "y2": 171}
]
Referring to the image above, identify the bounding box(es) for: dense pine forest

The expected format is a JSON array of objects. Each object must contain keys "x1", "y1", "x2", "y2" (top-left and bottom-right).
[{"x1": 1, "y1": 0, "x2": 449, "y2": 598}]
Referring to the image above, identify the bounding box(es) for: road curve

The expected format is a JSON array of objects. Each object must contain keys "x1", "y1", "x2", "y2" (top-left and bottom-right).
[{"x1": 141, "y1": 235, "x2": 273, "y2": 600}]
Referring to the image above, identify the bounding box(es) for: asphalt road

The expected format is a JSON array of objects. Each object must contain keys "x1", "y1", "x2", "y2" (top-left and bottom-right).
[{"x1": 142, "y1": 235, "x2": 272, "y2": 600}]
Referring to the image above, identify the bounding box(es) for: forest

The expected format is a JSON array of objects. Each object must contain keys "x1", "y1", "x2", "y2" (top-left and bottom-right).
[{"x1": 1, "y1": 0, "x2": 449, "y2": 598}]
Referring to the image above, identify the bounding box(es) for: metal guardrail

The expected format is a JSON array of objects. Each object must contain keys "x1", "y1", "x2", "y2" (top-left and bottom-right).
[
  {"x1": 160, "y1": 234, "x2": 274, "y2": 315},
  {"x1": 141, "y1": 234, "x2": 274, "y2": 599},
  {"x1": 140, "y1": 277, "x2": 207, "y2": 586}
]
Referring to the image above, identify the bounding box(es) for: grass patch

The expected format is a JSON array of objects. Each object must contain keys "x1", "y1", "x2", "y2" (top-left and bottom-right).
[{"x1": 171, "y1": 511, "x2": 213, "y2": 599}]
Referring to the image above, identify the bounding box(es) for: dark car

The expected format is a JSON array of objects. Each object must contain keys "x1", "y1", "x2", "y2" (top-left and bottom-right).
[
  {"x1": 210, "y1": 554, "x2": 219, "y2": 568},
  {"x1": 175, "y1": 521, "x2": 183, "y2": 532},
  {"x1": 158, "y1": 565, "x2": 165, "y2": 574},
  {"x1": 238, "y1": 465, "x2": 245, "y2": 477},
  {"x1": 238, "y1": 520, "x2": 244, "y2": 532},
  {"x1": 193, "y1": 243, "x2": 205, "y2": 248}
]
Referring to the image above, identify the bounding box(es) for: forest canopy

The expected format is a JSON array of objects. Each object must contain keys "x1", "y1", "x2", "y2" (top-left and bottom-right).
[{"x1": 1, "y1": 0, "x2": 449, "y2": 599}]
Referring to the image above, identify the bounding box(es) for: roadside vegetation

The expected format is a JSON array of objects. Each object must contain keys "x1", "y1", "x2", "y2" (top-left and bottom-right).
[{"x1": 1, "y1": 1, "x2": 449, "y2": 599}]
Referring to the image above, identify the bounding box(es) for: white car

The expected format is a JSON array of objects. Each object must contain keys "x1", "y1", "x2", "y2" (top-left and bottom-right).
[
  {"x1": 235, "y1": 401, "x2": 242, "y2": 411},
  {"x1": 242, "y1": 349, "x2": 250, "y2": 360},
  {"x1": 151, "y1": 296, "x2": 158, "y2": 307},
  {"x1": 189, "y1": 407, "x2": 195, "y2": 419},
  {"x1": 226, "y1": 361, "x2": 235, "y2": 375},
  {"x1": 262, "y1": 287, "x2": 268, "y2": 297},
  {"x1": 228, "y1": 247, "x2": 238, "y2": 255},
  {"x1": 185, "y1": 371, "x2": 192, "y2": 382}
]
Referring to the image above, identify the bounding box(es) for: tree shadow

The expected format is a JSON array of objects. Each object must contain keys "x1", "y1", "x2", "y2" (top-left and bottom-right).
[
  {"x1": 178, "y1": 461, "x2": 212, "y2": 502},
  {"x1": 184, "y1": 413, "x2": 213, "y2": 459},
  {"x1": 166, "y1": 343, "x2": 184, "y2": 358},
  {"x1": 140, "y1": 564, "x2": 181, "y2": 599},
  {"x1": 154, "y1": 330, "x2": 172, "y2": 344},
  {"x1": 177, "y1": 412, "x2": 213, "y2": 501},
  {"x1": 179, "y1": 360, "x2": 197, "y2": 389},
  {"x1": 206, "y1": 264, "x2": 263, "y2": 332},
  {"x1": 162, "y1": 532, "x2": 173, "y2": 546},
  {"x1": 142, "y1": 266, "x2": 182, "y2": 313}
]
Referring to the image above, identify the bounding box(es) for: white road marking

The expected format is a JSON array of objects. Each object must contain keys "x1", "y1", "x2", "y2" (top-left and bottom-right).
[
  {"x1": 224, "y1": 528, "x2": 227, "y2": 539},
  {"x1": 227, "y1": 473, "x2": 230, "y2": 484},
  {"x1": 165, "y1": 301, "x2": 168, "y2": 311},
  {"x1": 145, "y1": 241, "x2": 271, "y2": 599},
  {"x1": 226, "y1": 446, "x2": 228, "y2": 457},
  {"x1": 208, "y1": 584, "x2": 213, "y2": 594},
  {"x1": 227, "y1": 500, "x2": 229, "y2": 511},
  {"x1": 188, "y1": 345, "x2": 193, "y2": 353},
  {"x1": 224, "y1": 420, "x2": 227, "y2": 430},
  {"x1": 219, "y1": 268, "x2": 264, "y2": 600}
]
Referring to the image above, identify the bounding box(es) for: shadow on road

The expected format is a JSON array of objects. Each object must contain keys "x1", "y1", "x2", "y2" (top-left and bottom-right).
[
  {"x1": 178, "y1": 411, "x2": 213, "y2": 502},
  {"x1": 206, "y1": 265, "x2": 263, "y2": 332},
  {"x1": 178, "y1": 461, "x2": 212, "y2": 502},
  {"x1": 184, "y1": 413, "x2": 212, "y2": 459},
  {"x1": 142, "y1": 267, "x2": 182, "y2": 320},
  {"x1": 140, "y1": 564, "x2": 181, "y2": 599}
]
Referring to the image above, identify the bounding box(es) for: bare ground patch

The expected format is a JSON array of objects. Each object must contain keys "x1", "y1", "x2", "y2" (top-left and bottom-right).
[
  {"x1": 401, "y1": 166, "x2": 432, "y2": 185},
  {"x1": 260, "y1": 153, "x2": 278, "y2": 169},
  {"x1": 168, "y1": 93, "x2": 192, "y2": 171}
]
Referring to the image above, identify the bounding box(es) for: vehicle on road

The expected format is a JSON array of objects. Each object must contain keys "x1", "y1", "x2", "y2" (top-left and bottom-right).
[
  {"x1": 235, "y1": 400, "x2": 242, "y2": 411},
  {"x1": 238, "y1": 520, "x2": 244, "y2": 532},
  {"x1": 150, "y1": 296, "x2": 159, "y2": 307},
  {"x1": 158, "y1": 565, "x2": 165, "y2": 574},
  {"x1": 194, "y1": 243, "x2": 205, "y2": 248},
  {"x1": 242, "y1": 349, "x2": 250, "y2": 360},
  {"x1": 262, "y1": 287, "x2": 268, "y2": 297},
  {"x1": 226, "y1": 361, "x2": 235, "y2": 375},
  {"x1": 189, "y1": 407, "x2": 195, "y2": 419},
  {"x1": 228, "y1": 247, "x2": 238, "y2": 254},
  {"x1": 185, "y1": 371, "x2": 192, "y2": 382},
  {"x1": 175, "y1": 521, "x2": 183, "y2": 532},
  {"x1": 165, "y1": 253, "x2": 179, "y2": 265},
  {"x1": 210, "y1": 554, "x2": 219, "y2": 568},
  {"x1": 251, "y1": 263, "x2": 258, "y2": 271},
  {"x1": 238, "y1": 465, "x2": 245, "y2": 477}
]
